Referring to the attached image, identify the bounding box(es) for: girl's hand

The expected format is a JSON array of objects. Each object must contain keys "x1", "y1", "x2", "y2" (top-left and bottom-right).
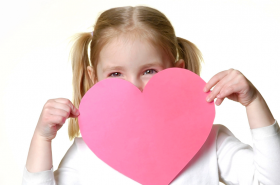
[
  {"x1": 203, "y1": 68, "x2": 258, "y2": 107},
  {"x1": 34, "y1": 98, "x2": 80, "y2": 142}
]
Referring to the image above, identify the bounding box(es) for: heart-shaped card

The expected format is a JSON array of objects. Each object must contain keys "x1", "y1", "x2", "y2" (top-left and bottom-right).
[{"x1": 78, "y1": 68, "x2": 215, "y2": 185}]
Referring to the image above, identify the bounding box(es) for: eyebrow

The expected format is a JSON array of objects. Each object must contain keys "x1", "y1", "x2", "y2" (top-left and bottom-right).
[
  {"x1": 102, "y1": 62, "x2": 164, "y2": 73},
  {"x1": 103, "y1": 65, "x2": 124, "y2": 73}
]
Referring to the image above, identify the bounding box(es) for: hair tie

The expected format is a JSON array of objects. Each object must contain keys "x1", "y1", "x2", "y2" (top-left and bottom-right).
[{"x1": 91, "y1": 31, "x2": 94, "y2": 36}]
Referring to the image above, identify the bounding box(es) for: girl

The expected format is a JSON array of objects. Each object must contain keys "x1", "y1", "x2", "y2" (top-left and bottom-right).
[{"x1": 22, "y1": 6, "x2": 280, "y2": 185}]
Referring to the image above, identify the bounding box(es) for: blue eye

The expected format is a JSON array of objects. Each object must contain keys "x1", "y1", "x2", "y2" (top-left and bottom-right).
[
  {"x1": 144, "y1": 69, "x2": 157, "y2": 75},
  {"x1": 109, "y1": 72, "x2": 121, "y2": 77}
]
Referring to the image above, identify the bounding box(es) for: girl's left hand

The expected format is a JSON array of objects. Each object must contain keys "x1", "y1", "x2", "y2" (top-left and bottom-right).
[{"x1": 203, "y1": 68, "x2": 259, "y2": 107}]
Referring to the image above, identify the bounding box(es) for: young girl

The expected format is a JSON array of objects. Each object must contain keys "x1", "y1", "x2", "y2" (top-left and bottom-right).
[{"x1": 22, "y1": 6, "x2": 280, "y2": 185}]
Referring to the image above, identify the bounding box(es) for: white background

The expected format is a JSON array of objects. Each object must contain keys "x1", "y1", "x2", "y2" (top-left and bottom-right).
[{"x1": 1, "y1": 0, "x2": 280, "y2": 184}]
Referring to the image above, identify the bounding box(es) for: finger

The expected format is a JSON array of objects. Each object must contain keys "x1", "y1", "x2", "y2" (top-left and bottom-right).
[
  {"x1": 54, "y1": 98, "x2": 79, "y2": 116},
  {"x1": 215, "y1": 97, "x2": 225, "y2": 106},
  {"x1": 203, "y1": 70, "x2": 229, "y2": 93},
  {"x1": 218, "y1": 84, "x2": 242, "y2": 99},
  {"x1": 210, "y1": 69, "x2": 245, "y2": 101},
  {"x1": 46, "y1": 100, "x2": 79, "y2": 118},
  {"x1": 49, "y1": 114, "x2": 67, "y2": 125},
  {"x1": 52, "y1": 102, "x2": 79, "y2": 118},
  {"x1": 206, "y1": 74, "x2": 233, "y2": 102},
  {"x1": 47, "y1": 101, "x2": 71, "y2": 115},
  {"x1": 48, "y1": 107, "x2": 69, "y2": 118}
]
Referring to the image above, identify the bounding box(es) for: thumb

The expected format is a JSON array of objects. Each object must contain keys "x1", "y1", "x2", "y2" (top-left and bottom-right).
[{"x1": 69, "y1": 106, "x2": 80, "y2": 118}]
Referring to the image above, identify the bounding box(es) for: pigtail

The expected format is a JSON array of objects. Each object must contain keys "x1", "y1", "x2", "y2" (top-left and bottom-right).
[
  {"x1": 176, "y1": 37, "x2": 204, "y2": 76},
  {"x1": 68, "y1": 32, "x2": 93, "y2": 141}
]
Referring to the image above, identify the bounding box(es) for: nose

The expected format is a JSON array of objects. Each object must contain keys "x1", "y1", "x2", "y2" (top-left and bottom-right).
[{"x1": 129, "y1": 78, "x2": 144, "y2": 92}]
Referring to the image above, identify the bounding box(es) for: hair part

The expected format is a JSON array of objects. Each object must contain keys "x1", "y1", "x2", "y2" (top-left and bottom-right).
[{"x1": 67, "y1": 6, "x2": 204, "y2": 141}]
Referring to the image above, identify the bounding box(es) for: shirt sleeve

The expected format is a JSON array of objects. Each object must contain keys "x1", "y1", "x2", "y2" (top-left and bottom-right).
[
  {"x1": 216, "y1": 119, "x2": 280, "y2": 185},
  {"x1": 22, "y1": 166, "x2": 55, "y2": 185},
  {"x1": 22, "y1": 138, "x2": 80, "y2": 185}
]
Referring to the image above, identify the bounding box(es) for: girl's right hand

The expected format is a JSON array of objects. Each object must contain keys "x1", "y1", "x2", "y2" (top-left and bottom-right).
[{"x1": 34, "y1": 98, "x2": 80, "y2": 142}]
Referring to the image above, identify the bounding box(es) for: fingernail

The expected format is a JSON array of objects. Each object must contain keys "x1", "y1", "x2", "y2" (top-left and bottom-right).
[
  {"x1": 207, "y1": 97, "x2": 210, "y2": 102},
  {"x1": 203, "y1": 87, "x2": 206, "y2": 92}
]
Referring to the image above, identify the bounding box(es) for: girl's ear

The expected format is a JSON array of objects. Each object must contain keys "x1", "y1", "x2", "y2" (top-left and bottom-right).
[
  {"x1": 87, "y1": 66, "x2": 95, "y2": 84},
  {"x1": 175, "y1": 59, "x2": 185, "y2": 69}
]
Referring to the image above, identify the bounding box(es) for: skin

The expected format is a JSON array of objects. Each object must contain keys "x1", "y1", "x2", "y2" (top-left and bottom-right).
[
  {"x1": 88, "y1": 35, "x2": 275, "y2": 129},
  {"x1": 204, "y1": 69, "x2": 275, "y2": 129},
  {"x1": 25, "y1": 36, "x2": 185, "y2": 173},
  {"x1": 87, "y1": 36, "x2": 185, "y2": 90},
  {"x1": 26, "y1": 35, "x2": 275, "y2": 173}
]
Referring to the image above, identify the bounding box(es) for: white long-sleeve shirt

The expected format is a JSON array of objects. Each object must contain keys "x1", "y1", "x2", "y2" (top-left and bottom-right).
[{"x1": 22, "y1": 120, "x2": 280, "y2": 185}]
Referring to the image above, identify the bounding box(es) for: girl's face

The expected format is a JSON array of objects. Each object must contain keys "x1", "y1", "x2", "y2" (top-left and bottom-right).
[{"x1": 87, "y1": 36, "x2": 185, "y2": 91}]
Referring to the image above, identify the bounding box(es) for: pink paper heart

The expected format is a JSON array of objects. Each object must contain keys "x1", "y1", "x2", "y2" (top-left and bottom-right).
[{"x1": 78, "y1": 68, "x2": 215, "y2": 185}]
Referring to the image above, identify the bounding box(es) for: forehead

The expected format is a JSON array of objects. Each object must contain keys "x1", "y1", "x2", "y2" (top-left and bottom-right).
[{"x1": 97, "y1": 35, "x2": 172, "y2": 68}]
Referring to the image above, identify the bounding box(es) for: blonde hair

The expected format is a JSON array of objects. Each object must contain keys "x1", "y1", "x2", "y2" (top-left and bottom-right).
[{"x1": 68, "y1": 6, "x2": 204, "y2": 141}]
